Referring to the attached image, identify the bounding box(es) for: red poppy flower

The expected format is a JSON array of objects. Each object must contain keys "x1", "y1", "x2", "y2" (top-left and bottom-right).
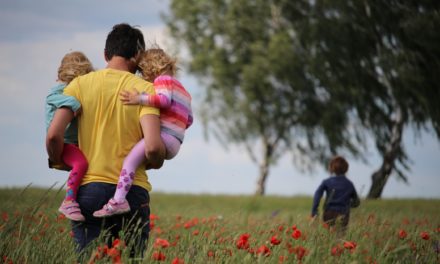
[
  {"x1": 2, "y1": 256, "x2": 13, "y2": 264},
  {"x1": 256, "y1": 245, "x2": 271, "y2": 256},
  {"x1": 112, "y1": 238, "x2": 125, "y2": 249},
  {"x1": 420, "y1": 231, "x2": 430, "y2": 240},
  {"x1": 154, "y1": 238, "x2": 170, "y2": 248},
  {"x1": 112, "y1": 255, "x2": 122, "y2": 264},
  {"x1": 331, "y1": 245, "x2": 343, "y2": 256},
  {"x1": 236, "y1": 233, "x2": 250, "y2": 250},
  {"x1": 343, "y1": 241, "x2": 357, "y2": 252},
  {"x1": 107, "y1": 247, "x2": 120, "y2": 258},
  {"x1": 291, "y1": 229, "x2": 301, "y2": 240},
  {"x1": 270, "y1": 235, "x2": 282, "y2": 245},
  {"x1": 171, "y1": 257, "x2": 184, "y2": 264},
  {"x1": 293, "y1": 246, "x2": 307, "y2": 261},
  {"x1": 184, "y1": 217, "x2": 199, "y2": 229},
  {"x1": 152, "y1": 251, "x2": 166, "y2": 261},
  {"x1": 398, "y1": 229, "x2": 407, "y2": 239},
  {"x1": 153, "y1": 226, "x2": 163, "y2": 234},
  {"x1": 56, "y1": 214, "x2": 65, "y2": 222},
  {"x1": 150, "y1": 214, "x2": 159, "y2": 221}
]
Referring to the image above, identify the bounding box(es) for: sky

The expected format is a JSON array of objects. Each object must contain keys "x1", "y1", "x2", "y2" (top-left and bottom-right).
[{"x1": 0, "y1": 0, "x2": 439, "y2": 199}]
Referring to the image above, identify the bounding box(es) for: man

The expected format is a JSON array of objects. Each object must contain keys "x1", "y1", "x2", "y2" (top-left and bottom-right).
[{"x1": 46, "y1": 23, "x2": 165, "y2": 257}]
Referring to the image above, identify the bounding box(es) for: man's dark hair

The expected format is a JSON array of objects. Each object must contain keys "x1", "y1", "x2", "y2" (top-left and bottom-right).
[{"x1": 104, "y1": 23, "x2": 145, "y2": 61}]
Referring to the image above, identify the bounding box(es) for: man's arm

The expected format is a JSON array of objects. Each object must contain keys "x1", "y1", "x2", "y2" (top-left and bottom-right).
[
  {"x1": 46, "y1": 108, "x2": 74, "y2": 164},
  {"x1": 140, "y1": 114, "x2": 165, "y2": 169}
]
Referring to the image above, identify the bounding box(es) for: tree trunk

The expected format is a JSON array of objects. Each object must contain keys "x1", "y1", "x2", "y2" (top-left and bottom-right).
[
  {"x1": 367, "y1": 106, "x2": 404, "y2": 199},
  {"x1": 255, "y1": 160, "x2": 270, "y2": 196},
  {"x1": 255, "y1": 142, "x2": 273, "y2": 196}
]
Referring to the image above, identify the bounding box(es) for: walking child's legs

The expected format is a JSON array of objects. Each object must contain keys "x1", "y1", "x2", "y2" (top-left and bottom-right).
[
  {"x1": 323, "y1": 210, "x2": 349, "y2": 236},
  {"x1": 113, "y1": 140, "x2": 146, "y2": 202},
  {"x1": 62, "y1": 144, "x2": 88, "y2": 202}
]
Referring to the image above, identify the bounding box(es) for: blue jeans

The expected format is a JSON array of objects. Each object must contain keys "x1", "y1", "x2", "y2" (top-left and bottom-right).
[{"x1": 71, "y1": 182, "x2": 150, "y2": 257}]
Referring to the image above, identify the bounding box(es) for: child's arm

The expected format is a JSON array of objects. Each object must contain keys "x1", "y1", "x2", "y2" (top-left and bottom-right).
[
  {"x1": 46, "y1": 92, "x2": 81, "y2": 116},
  {"x1": 120, "y1": 77, "x2": 173, "y2": 109},
  {"x1": 120, "y1": 88, "x2": 172, "y2": 108},
  {"x1": 311, "y1": 182, "x2": 325, "y2": 217}
]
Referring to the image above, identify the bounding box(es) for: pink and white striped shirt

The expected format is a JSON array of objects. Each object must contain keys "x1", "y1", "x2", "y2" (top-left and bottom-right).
[{"x1": 140, "y1": 75, "x2": 193, "y2": 143}]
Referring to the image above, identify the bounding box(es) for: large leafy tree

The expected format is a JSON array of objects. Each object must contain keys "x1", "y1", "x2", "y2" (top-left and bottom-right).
[
  {"x1": 164, "y1": 0, "x2": 440, "y2": 197},
  {"x1": 164, "y1": 0, "x2": 361, "y2": 195},
  {"x1": 306, "y1": 0, "x2": 440, "y2": 198}
]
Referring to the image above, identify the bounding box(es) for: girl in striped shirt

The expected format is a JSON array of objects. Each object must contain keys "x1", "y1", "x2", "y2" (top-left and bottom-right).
[{"x1": 94, "y1": 48, "x2": 193, "y2": 217}]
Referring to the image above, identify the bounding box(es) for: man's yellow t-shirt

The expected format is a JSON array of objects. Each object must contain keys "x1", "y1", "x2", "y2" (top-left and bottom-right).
[{"x1": 64, "y1": 69, "x2": 159, "y2": 191}]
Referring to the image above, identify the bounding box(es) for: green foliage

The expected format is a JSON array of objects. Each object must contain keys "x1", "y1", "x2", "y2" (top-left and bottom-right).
[
  {"x1": 0, "y1": 187, "x2": 439, "y2": 263},
  {"x1": 164, "y1": 0, "x2": 440, "y2": 195},
  {"x1": 308, "y1": 0, "x2": 440, "y2": 175}
]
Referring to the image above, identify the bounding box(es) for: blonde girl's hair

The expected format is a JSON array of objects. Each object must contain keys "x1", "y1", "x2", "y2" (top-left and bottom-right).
[
  {"x1": 138, "y1": 48, "x2": 177, "y2": 82},
  {"x1": 58, "y1": 51, "x2": 94, "y2": 84}
]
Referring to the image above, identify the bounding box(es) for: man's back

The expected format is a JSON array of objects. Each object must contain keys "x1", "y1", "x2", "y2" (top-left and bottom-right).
[{"x1": 64, "y1": 68, "x2": 159, "y2": 190}]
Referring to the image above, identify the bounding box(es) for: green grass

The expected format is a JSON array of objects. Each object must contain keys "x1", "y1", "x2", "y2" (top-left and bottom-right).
[{"x1": 0, "y1": 187, "x2": 438, "y2": 263}]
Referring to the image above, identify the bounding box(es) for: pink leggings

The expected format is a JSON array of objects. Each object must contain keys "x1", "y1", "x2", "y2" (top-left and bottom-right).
[
  {"x1": 62, "y1": 144, "x2": 88, "y2": 202},
  {"x1": 113, "y1": 133, "x2": 180, "y2": 202}
]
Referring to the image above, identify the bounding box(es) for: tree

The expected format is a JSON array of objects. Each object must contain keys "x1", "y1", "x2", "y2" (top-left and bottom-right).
[
  {"x1": 306, "y1": 0, "x2": 440, "y2": 198},
  {"x1": 164, "y1": 0, "x2": 361, "y2": 195},
  {"x1": 164, "y1": 0, "x2": 440, "y2": 198}
]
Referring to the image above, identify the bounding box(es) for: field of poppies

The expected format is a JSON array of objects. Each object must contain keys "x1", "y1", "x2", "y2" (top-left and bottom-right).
[{"x1": 0, "y1": 187, "x2": 438, "y2": 263}]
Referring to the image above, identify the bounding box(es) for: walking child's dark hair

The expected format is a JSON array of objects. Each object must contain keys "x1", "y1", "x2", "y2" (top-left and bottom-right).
[
  {"x1": 104, "y1": 23, "x2": 145, "y2": 61},
  {"x1": 329, "y1": 156, "x2": 349, "y2": 175}
]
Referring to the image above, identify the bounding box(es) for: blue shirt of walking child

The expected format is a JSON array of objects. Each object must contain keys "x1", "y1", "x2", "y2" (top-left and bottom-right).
[{"x1": 311, "y1": 156, "x2": 360, "y2": 217}]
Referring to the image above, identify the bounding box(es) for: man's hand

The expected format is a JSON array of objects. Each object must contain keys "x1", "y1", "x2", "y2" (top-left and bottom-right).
[
  {"x1": 48, "y1": 159, "x2": 72, "y2": 171},
  {"x1": 120, "y1": 89, "x2": 141, "y2": 105}
]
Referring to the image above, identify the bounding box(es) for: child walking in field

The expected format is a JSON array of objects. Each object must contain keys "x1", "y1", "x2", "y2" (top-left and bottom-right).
[
  {"x1": 311, "y1": 156, "x2": 360, "y2": 233},
  {"x1": 45, "y1": 51, "x2": 93, "y2": 221},
  {"x1": 93, "y1": 48, "x2": 193, "y2": 217}
]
